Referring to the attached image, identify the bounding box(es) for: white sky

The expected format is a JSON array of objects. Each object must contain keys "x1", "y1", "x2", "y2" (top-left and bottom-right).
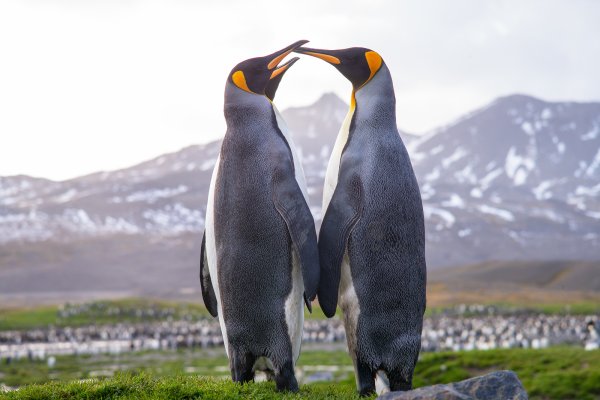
[{"x1": 1, "y1": 0, "x2": 599, "y2": 181}]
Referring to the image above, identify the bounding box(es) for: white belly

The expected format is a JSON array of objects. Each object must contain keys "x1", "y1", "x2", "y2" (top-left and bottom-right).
[
  {"x1": 204, "y1": 154, "x2": 230, "y2": 356},
  {"x1": 338, "y1": 250, "x2": 362, "y2": 387},
  {"x1": 322, "y1": 104, "x2": 355, "y2": 212},
  {"x1": 285, "y1": 251, "x2": 304, "y2": 363},
  {"x1": 324, "y1": 104, "x2": 360, "y2": 385},
  {"x1": 323, "y1": 104, "x2": 359, "y2": 348}
]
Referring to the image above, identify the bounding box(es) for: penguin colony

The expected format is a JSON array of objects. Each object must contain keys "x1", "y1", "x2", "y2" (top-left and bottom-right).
[{"x1": 200, "y1": 40, "x2": 426, "y2": 396}]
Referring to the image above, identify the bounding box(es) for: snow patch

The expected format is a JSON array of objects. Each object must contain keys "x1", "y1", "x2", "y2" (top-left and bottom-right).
[
  {"x1": 480, "y1": 168, "x2": 503, "y2": 189},
  {"x1": 142, "y1": 203, "x2": 204, "y2": 233},
  {"x1": 53, "y1": 189, "x2": 78, "y2": 204},
  {"x1": 532, "y1": 180, "x2": 557, "y2": 200},
  {"x1": 584, "y1": 149, "x2": 600, "y2": 177},
  {"x1": 521, "y1": 122, "x2": 535, "y2": 136},
  {"x1": 420, "y1": 183, "x2": 435, "y2": 200},
  {"x1": 423, "y1": 205, "x2": 455, "y2": 228},
  {"x1": 581, "y1": 125, "x2": 599, "y2": 141},
  {"x1": 441, "y1": 194, "x2": 465, "y2": 208},
  {"x1": 470, "y1": 188, "x2": 483, "y2": 198},
  {"x1": 441, "y1": 147, "x2": 468, "y2": 168},
  {"x1": 586, "y1": 211, "x2": 600, "y2": 220},
  {"x1": 425, "y1": 168, "x2": 440, "y2": 182},
  {"x1": 430, "y1": 145, "x2": 444, "y2": 155},
  {"x1": 531, "y1": 208, "x2": 565, "y2": 224},
  {"x1": 541, "y1": 108, "x2": 553, "y2": 120},
  {"x1": 458, "y1": 228, "x2": 472, "y2": 237},
  {"x1": 200, "y1": 159, "x2": 217, "y2": 171},
  {"x1": 477, "y1": 205, "x2": 515, "y2": 221},
  {"x1": 454, "y1": 164, "x2": 477, "y2": 185},
  {"x1": 505, "y1": 147, "x2": 535, "y2": 186},
  {"x1": 575, "y1": 183, "x2": 600, "y2": 197},
  {"x1": 125, "y1": 185, "x2": 188, "y2": 204}
]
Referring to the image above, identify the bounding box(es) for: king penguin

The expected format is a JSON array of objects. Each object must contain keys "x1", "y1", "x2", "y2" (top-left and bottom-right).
[
  {"x1": 294, "y1": 46, "x2": 427, "y2": 396},
  {"x1": 199, "y1": 40, "x2": 319, "y2": 392}
]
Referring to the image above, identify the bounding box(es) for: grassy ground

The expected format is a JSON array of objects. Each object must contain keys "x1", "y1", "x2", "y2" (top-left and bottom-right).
[
  {"x1": 0, "y1": 299, "x2": 209, "y2": 331},
  {"x1": 2, "y1": 347, "x2": 599, "y2": 399},
  {"x1": 0, "y1": 299, "x2": 336, "y2": 332},
  {"x1": 1, "y1": 374, "x2": 364, "y2": 400},
  {"x1": 1, "y1": 298, "x2": 599, "y2": 332}
]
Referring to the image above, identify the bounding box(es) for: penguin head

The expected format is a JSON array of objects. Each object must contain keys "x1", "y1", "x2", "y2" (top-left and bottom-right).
[
  {"x1": 293, "y1": 46, "x2": 384, "y2": 91},
  {"x1": 227, "y1": 40, "x2": 308, "y2": 101}
]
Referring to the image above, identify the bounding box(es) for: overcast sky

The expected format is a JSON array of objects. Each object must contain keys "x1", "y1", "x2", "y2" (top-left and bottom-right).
[{"x1": 1, "y1": 0, "x2": 599, "y2": 181}]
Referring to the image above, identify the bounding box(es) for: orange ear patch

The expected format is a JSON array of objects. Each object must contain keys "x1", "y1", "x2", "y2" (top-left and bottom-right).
[
  {"x1": 305, "y1": 51, "x2": 341, "y2": 65},
  {"x1": 232, "y1": 70, "x2": 253, "y2": 93},
  {"x1": 365, "y1": 51, "x2": 383, "y2": 82}
]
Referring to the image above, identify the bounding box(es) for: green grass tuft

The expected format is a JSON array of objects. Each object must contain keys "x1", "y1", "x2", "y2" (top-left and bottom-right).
[
  {"x1": 2, "y1": 373, "x2": 366, "y2": 400},
  {"x1": 1, "y1": 347, "x2": 599, "y2": 399}
]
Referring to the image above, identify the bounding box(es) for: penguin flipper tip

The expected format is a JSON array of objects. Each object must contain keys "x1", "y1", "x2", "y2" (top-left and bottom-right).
[{"x1": 304, "y1": 294, "x2": 313, "y2": 313}]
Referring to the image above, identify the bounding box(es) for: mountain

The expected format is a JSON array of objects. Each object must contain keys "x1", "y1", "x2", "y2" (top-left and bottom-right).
[
  {"x1": 0, "y1": 93, "x2": 598, "y2": 304},
  {"x1": 411, "y1": 94, "x2": 600, "y2": 267}
]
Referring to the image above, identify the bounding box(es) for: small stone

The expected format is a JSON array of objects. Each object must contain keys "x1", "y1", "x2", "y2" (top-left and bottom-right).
[{"x1": 377, "y1": 370, "x2": 528, "y2": 400}]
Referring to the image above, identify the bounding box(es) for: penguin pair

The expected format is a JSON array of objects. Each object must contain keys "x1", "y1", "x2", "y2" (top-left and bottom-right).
[{"x1": 200, "y1": 41, "x2": 426, "y2": 396}]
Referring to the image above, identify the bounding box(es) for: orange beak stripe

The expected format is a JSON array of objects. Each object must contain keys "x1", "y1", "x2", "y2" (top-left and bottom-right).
[
  {"x1": 268, "y1": 49, "x2": 294, "y2": 70},
  {"x1": 305, "y1": 51, "x2": 341, "y2": 65},
  {"x1": 270, "y1": 63, "x2": 291, "y2": 80}
]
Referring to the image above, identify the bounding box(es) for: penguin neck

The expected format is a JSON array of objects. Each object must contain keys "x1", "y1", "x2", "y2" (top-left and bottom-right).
[
  {"x1": 223, "y1": 81, "x2": 273, "y2": 130},
  {"x1": 352, "y1": 63, "x2": 397, "y2": 132}
]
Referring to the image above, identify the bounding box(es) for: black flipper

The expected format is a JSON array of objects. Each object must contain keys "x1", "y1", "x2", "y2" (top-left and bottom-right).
[
  {"x1": 199, "y1": 231, "x2": 218, "y2": 317},
  {"x1": 273, "y1": 168, "x2": 320, "y2": 312},
  {"x1": 317, "y1": 174, "x2": 363, "y2": 317}
]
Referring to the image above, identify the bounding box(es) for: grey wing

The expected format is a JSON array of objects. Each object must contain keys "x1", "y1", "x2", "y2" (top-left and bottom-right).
[
  {"x1": 317, "y1": 174, "x2": 362, "y2": 317},
  {"x1": 273, "y1": 167, "x2": 320, "y2": 312},
  {"x1": 199, "y1": 231, "x2": 218, "y2": 317}
]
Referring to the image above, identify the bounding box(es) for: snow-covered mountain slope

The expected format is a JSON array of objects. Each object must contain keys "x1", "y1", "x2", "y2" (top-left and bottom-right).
[
  {"x1": 410, "y1": 94, "x2": 599, "y2": 266},
  {"x1": 0, "y1": 93, "x2": 598, "y2": 272}
]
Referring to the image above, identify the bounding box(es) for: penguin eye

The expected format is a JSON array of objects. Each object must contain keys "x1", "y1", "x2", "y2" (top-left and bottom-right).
[
  {"x1": 364, "y1": 51, "x2": 383, "y2": 82},
  {"x1": 231, "y1": 70, "x2": 254, "y2": 93}
]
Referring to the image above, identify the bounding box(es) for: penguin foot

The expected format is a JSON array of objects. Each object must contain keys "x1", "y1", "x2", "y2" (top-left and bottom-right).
[
  {"x1": 388, "y1": 370, "x2": 413, "y2": 392},
  {"x1": 229, "y1": 349, "x2": 255, "y2": 383},
  {"x1": 356, "y1": 360, "x2": 376, "y2": 396},
  {"x1": 273, "y1": 361, "x2": 299, "y2": 392}
]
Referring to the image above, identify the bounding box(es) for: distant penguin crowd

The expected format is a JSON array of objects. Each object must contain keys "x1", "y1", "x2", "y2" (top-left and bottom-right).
[{"x1": 200, "y1": 40, "x2": 426, "y2": 396}]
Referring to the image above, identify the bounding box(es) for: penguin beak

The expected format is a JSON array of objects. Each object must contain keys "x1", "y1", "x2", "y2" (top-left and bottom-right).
[
  {"x1": 270, "y1": 57, "x2": 300, "y2": 80},
  {"x1": 292, "y1": 46, "x2": 341, "y2": 65},
  {"x1": 265, "y1": 57, "x2": 300, "y2": 102},
  {"x1": 266, "y1": 40, "x2": 309, "y2": 70}
]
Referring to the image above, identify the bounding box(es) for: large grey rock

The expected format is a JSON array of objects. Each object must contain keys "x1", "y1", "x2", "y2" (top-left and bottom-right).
[{"x1": 377, "y1": 370, "x2": 528, "y2": 400}]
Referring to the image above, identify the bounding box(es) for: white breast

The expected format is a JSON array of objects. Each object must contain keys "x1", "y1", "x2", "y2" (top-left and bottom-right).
[
  {"x1": 322, "y1": 105, "x2": 355, "y2": 212},
  {"x1": 324, "y1": 105, "x2": 363, "y2": 388},
  {"x1": 204, "y1": 154, "x2": 230, "y2": 356}
]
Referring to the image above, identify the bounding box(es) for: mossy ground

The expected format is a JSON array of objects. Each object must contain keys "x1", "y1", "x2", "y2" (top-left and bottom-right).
[{"x1": 2, "y1": 347, "x2": 599, "y2": 399}]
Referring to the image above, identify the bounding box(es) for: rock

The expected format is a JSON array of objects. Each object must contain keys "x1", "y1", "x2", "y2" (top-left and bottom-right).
[{"x1": 377, "y1": 370, "x2": 528, "y2": 400}]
